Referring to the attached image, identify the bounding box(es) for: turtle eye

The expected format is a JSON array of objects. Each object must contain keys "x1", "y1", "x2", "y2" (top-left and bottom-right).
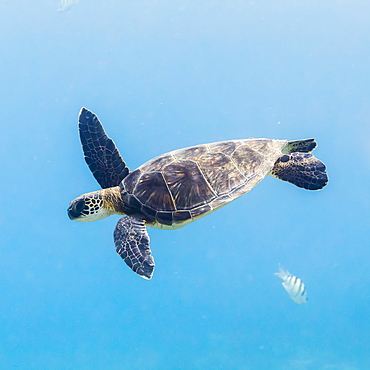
[
  {"x1": 73, "y1": 199, "x2": 85, "y2": 213},
  {"x1": 280, "y1": 154, "x2": 290, "y2": 162}
]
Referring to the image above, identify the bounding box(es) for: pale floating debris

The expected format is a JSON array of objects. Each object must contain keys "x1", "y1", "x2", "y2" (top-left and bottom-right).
[
  {"x1": 274, "y1": 265, "x2": 307, "y2": 305},
  {"x1": 58, "y1": 0, "x2": 79, "y2": 12}
]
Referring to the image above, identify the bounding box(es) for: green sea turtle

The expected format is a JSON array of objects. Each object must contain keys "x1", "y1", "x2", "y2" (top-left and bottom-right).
[{"x1": 68, "y1": 108, "x2": 328, "y2": 279}]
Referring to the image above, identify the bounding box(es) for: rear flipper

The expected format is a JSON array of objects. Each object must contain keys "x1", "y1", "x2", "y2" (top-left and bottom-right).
[
  {"x1": 269, "y1": 152, "x2": 328, "y2": 190},
  {"x1": 284, "y1": 138, "x2": 317, "y2": 154}
]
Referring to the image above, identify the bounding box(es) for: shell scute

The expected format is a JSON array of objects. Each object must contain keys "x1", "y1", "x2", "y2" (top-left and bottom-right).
[
  {"x1": 197, "y1": 152, "x2": 244, "y2": 196},
  {"x1": 156, "y1": 211, "x2": 173, "y2": 225},
  {"x1": 135, "y1": 172, "x2": 175, "y2": 211},
  {"x1": 208, "y1": 141, "x2": 236, "y2": 156},
  {"x1": 177, "y1": 145, "x2": 207, "y2": 160},
  {"x1": 123, "y1": 169, "x2": 141, "y2": 193},
  {"x1": 231, "y1": 144, "x2": 264, "y2": 178},
  {"x1": 127, "y1": 195, "x2": 142, "y2": 211},
  {"x1": 241, "y1": 139, "x2": 272, "y2": 153},
  {"x1": 141, "y1": 154, "x2": 174, "y2": 172},
  {"x1": 191, "y1": 204, "x2": 212, "y2": 218},
  {"x1": 173, "y1": 210, "x2": 192, "y2": 222},
  {"x1": 141, "y1": 204, "x2": 157, "y2": 220},
  {"x1": 163, "y1": 160, "x2": 216, "y2": 210}
]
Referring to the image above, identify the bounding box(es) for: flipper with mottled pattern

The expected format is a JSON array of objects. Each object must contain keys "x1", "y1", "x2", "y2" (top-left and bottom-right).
[
  {"x1": 114, "y1": 216, "x2": 155, "y2": 279},
  {"x1": 284, "y1": 138, "x2": 317, "y2": 154},
  {"x1": 270, "y1": 152, "x2": 328, "y2": 190},
  {"x1": 78, "y1": 107, "x2": 129, "y2": 189}
]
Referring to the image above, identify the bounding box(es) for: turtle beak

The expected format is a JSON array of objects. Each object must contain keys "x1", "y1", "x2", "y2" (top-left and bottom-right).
[
  {"x1": 67, "y1": 198, "x2": 85, "y2": 220},
  {"x1": 67, "y1": 206, "x2": 78, "y2": 220}
]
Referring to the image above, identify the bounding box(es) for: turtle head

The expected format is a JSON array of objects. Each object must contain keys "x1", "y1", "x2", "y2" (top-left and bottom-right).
[{"x1": 68, "y1": 190, "x2": 114, "y2": 222}]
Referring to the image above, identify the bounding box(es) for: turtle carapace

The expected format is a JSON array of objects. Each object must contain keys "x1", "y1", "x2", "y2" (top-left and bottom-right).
[{"x1": 68, "y1": 108, "x2": 328, "y2": 279}]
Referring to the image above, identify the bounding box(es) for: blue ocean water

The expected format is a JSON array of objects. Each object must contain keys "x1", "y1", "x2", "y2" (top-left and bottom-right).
[{"x1": 1, "y1": 1, "x2": 369, "y2": 368}]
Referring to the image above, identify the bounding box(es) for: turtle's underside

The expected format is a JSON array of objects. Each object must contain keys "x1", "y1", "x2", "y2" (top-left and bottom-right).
[{"x1": 68, "y1": 108, "x2": 328, "y2": 279}]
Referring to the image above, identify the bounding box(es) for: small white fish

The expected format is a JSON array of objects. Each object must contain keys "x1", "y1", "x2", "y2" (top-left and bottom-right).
[
  {"x1": 58, "y1": 0, "x2": 79, "y2": 12},
  {"x1": 274, "y1": 265, "x2": 307, "y2": 305}
]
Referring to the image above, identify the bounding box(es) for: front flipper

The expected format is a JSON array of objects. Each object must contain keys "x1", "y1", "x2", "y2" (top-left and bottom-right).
[
  {"x1": 78, "y1": 107, "x2": 129, "y2": 189},
  {"x1": 114, "y1": 216, "x2": 155, "y2": 279}
]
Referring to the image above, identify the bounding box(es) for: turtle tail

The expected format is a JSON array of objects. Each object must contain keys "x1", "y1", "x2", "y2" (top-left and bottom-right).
[{"x1": 269, "y1": 152, "x2": 328, "y2": 190}]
